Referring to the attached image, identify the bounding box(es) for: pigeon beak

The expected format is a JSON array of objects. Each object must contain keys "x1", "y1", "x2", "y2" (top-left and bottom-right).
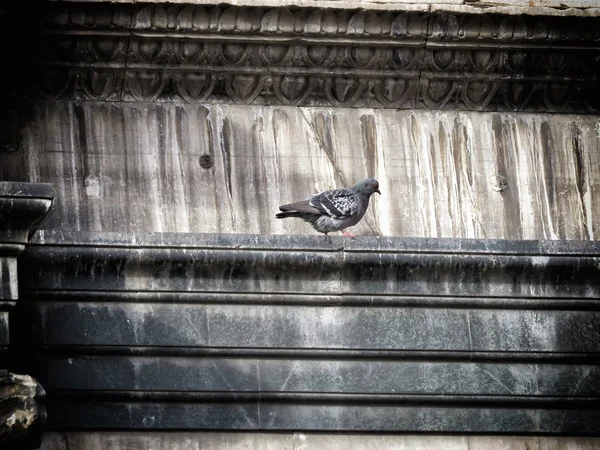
[{"x1": 376, "y1": 189, "x2": 381, "y2": 195}]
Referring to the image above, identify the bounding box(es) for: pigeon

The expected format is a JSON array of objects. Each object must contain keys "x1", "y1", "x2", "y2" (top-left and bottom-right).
[{"x1": 276, "y1": 178, "x2": 381, "y2": 237}]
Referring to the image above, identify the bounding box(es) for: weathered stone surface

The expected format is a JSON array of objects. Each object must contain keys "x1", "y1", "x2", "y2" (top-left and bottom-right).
[
  {"x1": 15, "y1": 231, "x2": 600, "y2": 433},
  {"x1": 0, "y1": 370, "x2": 46, "y2": 450},
  {"x1": 37, "y1": 433, "x2": 600, "y2": 450},
  {"x1": 4, "y1": 104, "x2": 600, "y2": 239},
  {"x1": 38, "y1": 433, "x2": 600, "y2": 450},
  {"x1": 0, "y1": 310, "x2": 8, "y2": 353},
  {"x1": 38, "y1": 402, "x2": 600, "y2": 433},
  {"x1": 39, "y1": 357, "x2": 600, "y2": 397},
  {"x1": 33, "y1": 4, "x2": 600, "y2": 110}
]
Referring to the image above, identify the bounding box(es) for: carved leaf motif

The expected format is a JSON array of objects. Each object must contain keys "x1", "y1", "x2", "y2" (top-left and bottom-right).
[
  {"x1": 374, "y1": 78, "x2": 414, "y2": 108},
  {"x1": 175, "y1": 41, "x2": 204, "y2": 63},
  {"x1": 546, "y1": 53, "x2": 567, "y2": 73},
  {"x1": 273, "y1": 76, "x2": 314, "y2": 105},
  {"x1": 471, "y1": 51, "x2": 495, "y2": 72},
  {"x1": 324, "y1": 77, "x2": 364, "y2": 106},
  {"x1": 91, "y1": 39, "x2": 121, "y2": 61},
  {"x1": 334, "y1": 77, "x2": 358, "y2": 102},
  {"x1": 222, "y1": 43, "x2": 248, "y2": 64},
  {"x1": 503, "y1": 83, "x2": 535, "y2": 110},
  {"x1": 80, "y1": 70, "x2": 119, "y2": 100},
  {"x1": 421, "y1": 79, "x2": 456, "y2": 108},
  {"x1": 506, "y1": 52, "x2": 531, "y2": 72},
  {"x1": 543, "y1": 83, "x2": 570, "y2": 112},
  {"x1": 382, "y1": 78, "x2": 404, "y2": 102},
  {"x1": 136, "y1": 41, "x2": 165, "y2": 63},
  {"x1": 175, "y1": 73, "x2": 215, "y2": 102},
  {"x1": 392, "y1": 48, "x2": 415, "y2": 69},
  {"x1": 125, "y1": 71, "x2": 167, "y2": 101},
  {"x1": 227, "y1": 75, "x2": 263, "y2": 103},
  {"x1": 33, "y1": 3, "x2": 600, "y2": 112},
  {"x1": 349, "y1": 47, "x2": 377, "y2": 68},
  {"x1": 307, "y1": 46, "x2": 334, "y2": 66},
  {"x1": 462, "y1": 81, "x2": 499, "y2": 110},
  {"x1": 262, "y1": 45, "x2": 289, "y2": 65},
  {"x1": 432, "y1": 50, "x2": 455, "y2": 70}
]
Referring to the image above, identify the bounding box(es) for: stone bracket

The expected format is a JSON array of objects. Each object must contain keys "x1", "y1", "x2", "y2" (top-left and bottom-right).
[{"x1": 0, "y1": 182, "x2": 54, "y2": 352}]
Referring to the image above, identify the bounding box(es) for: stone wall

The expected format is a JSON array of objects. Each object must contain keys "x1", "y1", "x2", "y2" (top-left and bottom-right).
[
  {"x1": 1, "y1": 0, "x2": 600, "y2": 448},
  {"x1": 3, "y1": 102, "x2": 599, "y2": 240}
]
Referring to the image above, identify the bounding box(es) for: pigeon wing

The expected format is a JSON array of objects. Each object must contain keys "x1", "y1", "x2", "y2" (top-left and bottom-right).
[{"x1": 309, "y1": 188, "x2": 358, "y2": 219}]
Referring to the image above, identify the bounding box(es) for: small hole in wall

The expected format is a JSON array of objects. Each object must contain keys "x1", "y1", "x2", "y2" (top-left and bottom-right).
[{"x1": 199, "y1": 154, "x2": 214, "y2": 169}]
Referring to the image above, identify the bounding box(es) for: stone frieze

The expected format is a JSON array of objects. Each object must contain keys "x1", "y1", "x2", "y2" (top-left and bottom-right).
[{"x1": 38, "y1": 3, "x2": 600, "y2": 111}]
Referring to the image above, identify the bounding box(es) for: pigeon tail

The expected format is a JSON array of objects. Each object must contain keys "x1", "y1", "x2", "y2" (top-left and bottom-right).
[{"x1": 275, "y1": 210, "x2": 303, "y2": 219}]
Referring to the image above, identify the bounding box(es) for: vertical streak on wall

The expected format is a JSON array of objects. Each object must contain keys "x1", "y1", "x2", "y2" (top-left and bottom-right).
[{"x1": 3, "y1": 102, "x2": 599, "y2": 240}]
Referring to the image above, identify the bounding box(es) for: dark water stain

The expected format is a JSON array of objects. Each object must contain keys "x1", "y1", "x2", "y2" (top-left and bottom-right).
[
  {"x1": 492, "y1": 115, "x2": 522, "y2": 240},
  {"x1": 359, "y1": 114, "x2": 381, "y2": 235},
  {"x1": 174, "y1": 104, "x2": 187, "y2": 155},
  {"x1": 359, "y1": 114, "x2": 377, "y2": 177},
  {"x1": 219, "y1": 114, "x2": 236, "y2": 231},
  {"x1": 313, "y1": 111, "x2": 345, "y2": 186},
  {"x1": 251, "y1": 114, "x2": 269, "y2": 235},
  {"x1": 73, "y1": 103, "x2": 94, "y2": 232},
  {"x1": 571, "y1": 124, "x2": 589, "y2": 239},
  {"x1": 457, "y1": 119, "x2": 473, "y2": 188},
  {"x1": 540, "y1": 122, "x2": 561, "y2": 238},
  {"x1": 73, "y1": 103, "x2": 87, "y2": 155},
  {"x1": 220, "y1": 117, "x2": 233, "y2": 199},
  {"x1": 451, "y1": 120, "x2": 466, "y2": 237},
  {"x1": 156, "y1": 105, "x2": 169, "y2": 187},
  {"x1": 430, "y1": 132, "x2": 443, "y2": 237}
]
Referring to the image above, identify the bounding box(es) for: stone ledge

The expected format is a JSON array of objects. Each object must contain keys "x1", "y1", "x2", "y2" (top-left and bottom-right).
[
  {"x1": 37, "y1": 433, "x2": 600, "y2": 450},
  {"x1": 16, "y1": 231, "x2": 600, "y2": 432}
]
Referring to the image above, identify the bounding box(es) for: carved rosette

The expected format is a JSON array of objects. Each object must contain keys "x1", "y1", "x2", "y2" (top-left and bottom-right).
[{"x1": 37, "y1": 3, "x2": 600, "y2": 112}]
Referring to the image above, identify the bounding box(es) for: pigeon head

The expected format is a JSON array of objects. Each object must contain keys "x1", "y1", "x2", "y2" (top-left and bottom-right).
[{"x1": 354, "y1": 178, "x2": 381, "y2": 196}]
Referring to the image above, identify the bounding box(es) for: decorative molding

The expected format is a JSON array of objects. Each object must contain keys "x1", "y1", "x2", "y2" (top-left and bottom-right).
[
  {"x1": 37, "y1": 3, "x2": 600, "y2": 111},
  {"x1": 17, "y1": 231, "x2": 600, "y2": 432}
]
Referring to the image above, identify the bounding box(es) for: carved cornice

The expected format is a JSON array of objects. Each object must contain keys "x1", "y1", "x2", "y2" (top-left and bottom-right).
[{"x1": 37, "y1": 3, "x2": 600, "y2": 111}]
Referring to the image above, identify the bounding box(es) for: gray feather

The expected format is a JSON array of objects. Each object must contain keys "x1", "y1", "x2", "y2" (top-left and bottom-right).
[{"x1": 276, "y1": 178, "x2": 380, "y2": 235}]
